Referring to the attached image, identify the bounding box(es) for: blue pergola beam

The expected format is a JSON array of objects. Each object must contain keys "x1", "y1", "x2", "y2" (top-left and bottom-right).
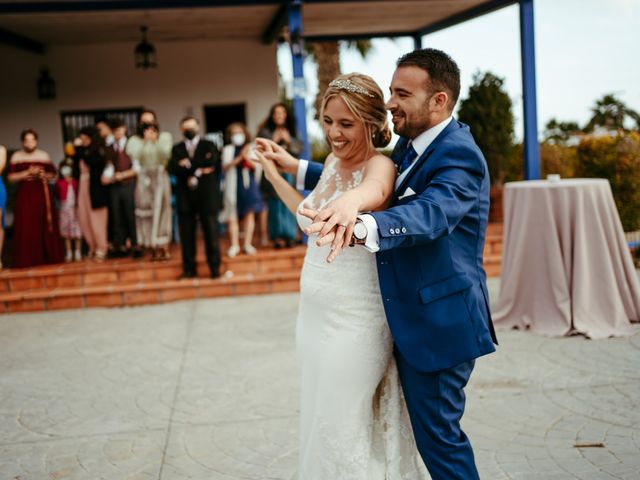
[
  {"x1": 417, "y1": 0, "x2": 517, "y2": 36},
  {"x1": 287, "y1": 0, "x2": 311, "y2": 160},
  {"x1": 519, "y1": 0, "x2": 540, "y2": 180},
  {"x1": 0, "y1": 0, "x2": 278, "y2": 13}
]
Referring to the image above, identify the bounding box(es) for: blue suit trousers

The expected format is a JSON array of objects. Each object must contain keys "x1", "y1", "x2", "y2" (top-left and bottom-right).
[{"x1": 395, "y1": 349, "x2": 480, "y2": 480}]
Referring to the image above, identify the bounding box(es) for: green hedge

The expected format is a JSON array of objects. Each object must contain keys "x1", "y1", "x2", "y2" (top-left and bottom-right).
[{"x1": 574, "y1": 132, "x2": 640, "y2": 232}]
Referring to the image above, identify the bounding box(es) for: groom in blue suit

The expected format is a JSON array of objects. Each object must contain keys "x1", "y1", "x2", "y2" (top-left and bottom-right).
[{"x1": 270, "y1": 49, "x2": 497, "y2": 479}]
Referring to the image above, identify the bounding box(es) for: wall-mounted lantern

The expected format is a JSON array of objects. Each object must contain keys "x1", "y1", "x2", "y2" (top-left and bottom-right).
[
  {"x1": 135, "y1": 26, "x2": 157, "y2": 69},
  {"x1": 37, "y1": 68, "x2": 55, "y2": 100}
]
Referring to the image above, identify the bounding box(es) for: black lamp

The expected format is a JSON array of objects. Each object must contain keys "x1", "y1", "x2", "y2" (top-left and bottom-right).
[
  {"x1": 135, "y1": 26, "x2": 157, "y2": 69},
  {"x1": 37, "y1": 68, "x2": 56, "y2": 100}
]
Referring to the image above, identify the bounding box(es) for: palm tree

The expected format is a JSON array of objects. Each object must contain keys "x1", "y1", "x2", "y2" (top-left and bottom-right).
[
  {"x1": 306, "y1": 40, "x2": 373, "y2": 118},
  {"x1": 586, "y1": 93, "x2": 640, "y2": 132}
]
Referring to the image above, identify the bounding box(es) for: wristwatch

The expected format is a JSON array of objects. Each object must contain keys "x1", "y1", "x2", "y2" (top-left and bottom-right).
[{"x1": 351, "y1": 219, "x2": 368, "y2": 246}]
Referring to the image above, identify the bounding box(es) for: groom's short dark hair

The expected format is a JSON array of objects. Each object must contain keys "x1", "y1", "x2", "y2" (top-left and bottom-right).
[{"x1": 397, "y1": 48, "x2": 461, "y2": 110}]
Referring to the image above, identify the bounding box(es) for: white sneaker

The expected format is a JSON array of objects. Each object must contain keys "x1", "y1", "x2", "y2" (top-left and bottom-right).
[
  {"x1": 244, "y1": 244, "x2": 257, "y2": 255},
  {"x1": 227, "y1": 245, "x2": 240, "y2": 258},
  {"x1": 74, "y1": 249, "x2": 82, "y2": 262},
  {"x1": 65, "y1": 251, "x2": 72, "y2": 262}
]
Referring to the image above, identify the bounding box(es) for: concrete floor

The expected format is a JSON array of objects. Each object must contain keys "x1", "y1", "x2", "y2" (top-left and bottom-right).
[{"x1": 1, "y1": 278, "x2": 639, "y2": 479}]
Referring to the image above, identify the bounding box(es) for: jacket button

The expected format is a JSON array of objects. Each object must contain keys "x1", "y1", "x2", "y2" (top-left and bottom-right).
[
  {"x1": 394, "y1": 228, "x2": 400, "y2": 234},
  {"x1": 401, "y1": 227, "x2": 407, "y2": 234},
  {"x1": 389, "y1": 228, "x2": 395, "y2": 235}
]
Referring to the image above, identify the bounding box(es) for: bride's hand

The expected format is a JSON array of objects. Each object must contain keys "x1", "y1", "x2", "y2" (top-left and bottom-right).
[
  {"x1": 308, "y1": 191, "x2": 361, "y2": 252},
  {"x1": 255, "y1": 138, "x2": 300, "y2": 174},
  {"x1": 253, "y1": 147, "x2": 280, "y2": 183},
  {"x1": 299, "y1": 204, "x2": 351, "y2": 263}
]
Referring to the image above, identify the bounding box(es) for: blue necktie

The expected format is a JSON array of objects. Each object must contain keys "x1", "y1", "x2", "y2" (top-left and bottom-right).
[{"x1": 398, "y1": 144, "x2": 417, "y2": 174}]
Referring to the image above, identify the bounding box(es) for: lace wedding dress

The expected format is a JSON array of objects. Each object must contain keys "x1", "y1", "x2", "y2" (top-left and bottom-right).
[{"x1": 295, "y1": 157, "x2": 429, "y2": 479}]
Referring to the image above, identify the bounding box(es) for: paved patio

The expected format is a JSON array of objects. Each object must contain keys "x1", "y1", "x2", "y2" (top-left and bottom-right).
[{"x1": 1, "y1": 278, "x2": 639, "y2": 479}]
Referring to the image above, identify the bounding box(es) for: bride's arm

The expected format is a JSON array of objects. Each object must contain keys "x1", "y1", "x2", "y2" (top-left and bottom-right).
[
  {"x1": 254, "y1": 149, "x2": 303, "y2": 215},
  {"x1": 340, "y1": 154, "x2": 396, "y2": 212},
  {"x1": 300, "y1": 154, "x2": 395, "y2": 253}
]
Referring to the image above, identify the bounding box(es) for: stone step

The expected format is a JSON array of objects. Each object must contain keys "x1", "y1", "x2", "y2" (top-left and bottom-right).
[
  {"x1": 0, "y1": 246, "x2": 306, "y2": 293},
  {"x1": 1, "y1": 270, "x2": 301, "y2": 314},
  {"x1": 1, "y1": 224, "x2": 504, "y2": 313}
]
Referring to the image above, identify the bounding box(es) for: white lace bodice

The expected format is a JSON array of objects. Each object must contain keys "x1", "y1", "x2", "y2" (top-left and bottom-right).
[{"x1": 295, "y1": 157, "x2": 375, "y2": 280}]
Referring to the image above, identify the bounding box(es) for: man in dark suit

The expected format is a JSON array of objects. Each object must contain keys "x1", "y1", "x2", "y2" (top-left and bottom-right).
[{"x1": 168, "y1": 117, "x2": 221, "y2": 279}]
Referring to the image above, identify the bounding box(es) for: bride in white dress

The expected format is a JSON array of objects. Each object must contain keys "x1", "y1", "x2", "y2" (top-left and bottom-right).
[{"x1": 256, "y1": 73, "x2": 428, "y2": 479}]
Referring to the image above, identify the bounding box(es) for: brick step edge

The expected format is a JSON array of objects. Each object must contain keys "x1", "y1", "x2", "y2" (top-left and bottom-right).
[
  {"x1": 0, "y1": 246, "x2": 307, "y2": 280},
  {"x1": 3, "y1": 253, "x2": 503, "y2": 299},
  {"x1": 2, "y1": 271, "x2": 302, "y2": 313}
]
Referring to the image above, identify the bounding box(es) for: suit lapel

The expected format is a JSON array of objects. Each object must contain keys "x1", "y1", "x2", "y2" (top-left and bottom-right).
[{"x1": 395, "y1": 120, "x2": 460, "y2": 195}]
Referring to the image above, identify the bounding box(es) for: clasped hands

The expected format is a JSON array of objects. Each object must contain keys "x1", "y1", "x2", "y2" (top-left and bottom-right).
[{"x1": 300, "y1": 191, "x2": 362, "y2": 263}]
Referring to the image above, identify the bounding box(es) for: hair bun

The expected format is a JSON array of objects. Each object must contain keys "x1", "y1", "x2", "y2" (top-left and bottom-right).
[{"x1": 373, "y1": 123, "x2": 392, "y2": 148}]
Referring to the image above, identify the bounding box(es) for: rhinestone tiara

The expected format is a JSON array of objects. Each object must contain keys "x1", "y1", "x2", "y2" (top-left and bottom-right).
[{"x1": 328, "y1": 79, "x2": 375, "y2": 98}]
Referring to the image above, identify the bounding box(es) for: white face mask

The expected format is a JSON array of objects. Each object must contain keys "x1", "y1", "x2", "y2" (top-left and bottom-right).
[
  {"x1": 231, "y1": 132, "x2": 246, "y2": 147},
  {"x1": 60, "y1": 165, "x2": 73, "y2": 178}
]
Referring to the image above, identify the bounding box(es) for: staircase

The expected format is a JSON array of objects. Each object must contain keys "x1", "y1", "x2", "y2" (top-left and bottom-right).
[{"x1": 1, "y1": 224, "x2": 504, "y2": 313}]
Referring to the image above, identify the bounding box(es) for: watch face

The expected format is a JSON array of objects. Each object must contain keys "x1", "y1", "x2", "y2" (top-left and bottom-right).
[{"x1": 354, "y1": 221, "x2": 367, "y2": 240}]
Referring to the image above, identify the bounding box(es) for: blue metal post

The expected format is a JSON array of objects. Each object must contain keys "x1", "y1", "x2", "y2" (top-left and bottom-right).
[
  {"x1": 519, "y1": 0, "x2": 540, "y2": 180},
  {"x1": 288, "y1": 0, "x2": 310, "y2": 160},
  {"x1": 413, "y1": 34, "x2": 423, "y2": 51}
]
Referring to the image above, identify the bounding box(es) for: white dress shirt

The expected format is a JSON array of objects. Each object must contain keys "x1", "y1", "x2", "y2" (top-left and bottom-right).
[
  {"x1": 185, "y1": 135, "x2": 200, "y2": 158},
  {"x1": 359, "y1": 116, "x2": 453, "y2": 252}
]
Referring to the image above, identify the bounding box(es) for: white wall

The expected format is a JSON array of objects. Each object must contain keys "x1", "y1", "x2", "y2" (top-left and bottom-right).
[{"x1": 0, "y1": 39, "x2": 279, "y2": 160}]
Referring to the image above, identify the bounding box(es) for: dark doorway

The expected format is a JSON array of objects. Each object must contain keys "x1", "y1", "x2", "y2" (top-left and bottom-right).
[{"x1": 203, "y1": 103, "x2": 246, "y2": 148}]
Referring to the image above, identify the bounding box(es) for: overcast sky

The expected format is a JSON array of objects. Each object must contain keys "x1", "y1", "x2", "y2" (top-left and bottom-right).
[{"x1": 278, "y1": 0, "x2": 640, "y2": 142}]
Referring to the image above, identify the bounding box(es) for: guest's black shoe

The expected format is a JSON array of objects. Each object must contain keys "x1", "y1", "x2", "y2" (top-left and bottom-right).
[
  {"x1": 178, "y1": 272, "x2": 196, "y2": 280},
  {"x1": 132, "y1": 248, "x2": 143, "y2": 259}
]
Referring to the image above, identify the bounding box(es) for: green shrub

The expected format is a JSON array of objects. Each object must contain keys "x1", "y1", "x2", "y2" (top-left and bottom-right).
[{"x1": 575, "y1": 132, "x2": 640, "y2": 231}]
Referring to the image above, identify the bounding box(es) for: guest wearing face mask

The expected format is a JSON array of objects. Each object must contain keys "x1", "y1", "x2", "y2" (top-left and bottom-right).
[
  {"x1": 219, "y1": 122, "x2": 265, "y2": 257},
  {"x1": 168, "y1": 117, "x2": 221, "y2": 279},
  {"x1": 56, "y1": 146, "x2": 82, "y2": 262},
  {"x1": 126, "y1": 109, "x2": 173, "y2": 261}
]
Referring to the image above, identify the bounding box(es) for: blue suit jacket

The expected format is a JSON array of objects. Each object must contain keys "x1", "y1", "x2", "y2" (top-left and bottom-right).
[{"x1": 305, "y1": 120, "x2": 497, "y2": 372}]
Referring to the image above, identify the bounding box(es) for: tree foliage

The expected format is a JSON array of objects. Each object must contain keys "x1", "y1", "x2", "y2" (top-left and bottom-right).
[
  {"x1": 305, "y1": 40, "x2": 372, "y2": 119},
  {"x1": 575, "y1": 132, "x2": 640, "y2": 231},
  {"x1": 585, "y1": 93, "x2": 640, "y2": 132},
  {"x1": 543, "y1": 118, "x2": 580, "y2": 144},
  {"x1": 457, "y1": 71, "x2": 515, "y2": 185}
]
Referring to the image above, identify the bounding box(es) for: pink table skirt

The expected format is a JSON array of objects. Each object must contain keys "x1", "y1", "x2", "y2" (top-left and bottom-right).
[{"x1": 493, "y1": 179, "x2": 640, "y2": 338}]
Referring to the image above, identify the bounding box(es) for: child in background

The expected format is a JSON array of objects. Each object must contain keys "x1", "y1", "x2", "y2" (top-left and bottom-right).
[{"x1": 56, "y1": 145, "x2": 82, "y2": 262}]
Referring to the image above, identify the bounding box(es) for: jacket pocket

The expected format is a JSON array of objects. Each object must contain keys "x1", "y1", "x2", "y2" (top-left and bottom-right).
[{"x1": 419, "y1": 273, "x2": 473, "y2": 304}]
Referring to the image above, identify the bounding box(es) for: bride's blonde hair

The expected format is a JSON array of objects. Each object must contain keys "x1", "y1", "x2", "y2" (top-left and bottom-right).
[{"x1": 320, "y1": 73, "x2": 391, "y2": 149}]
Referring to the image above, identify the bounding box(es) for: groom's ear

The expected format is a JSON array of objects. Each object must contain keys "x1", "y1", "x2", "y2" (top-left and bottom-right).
[{"x1": 431, "y1": 91, "x2": 449, "y2": 112}]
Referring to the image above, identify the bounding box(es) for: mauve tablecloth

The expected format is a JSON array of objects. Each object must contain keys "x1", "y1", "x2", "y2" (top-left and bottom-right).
[{"x1": 493, "y1": 178, "x2": 640, "y2": 338}]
